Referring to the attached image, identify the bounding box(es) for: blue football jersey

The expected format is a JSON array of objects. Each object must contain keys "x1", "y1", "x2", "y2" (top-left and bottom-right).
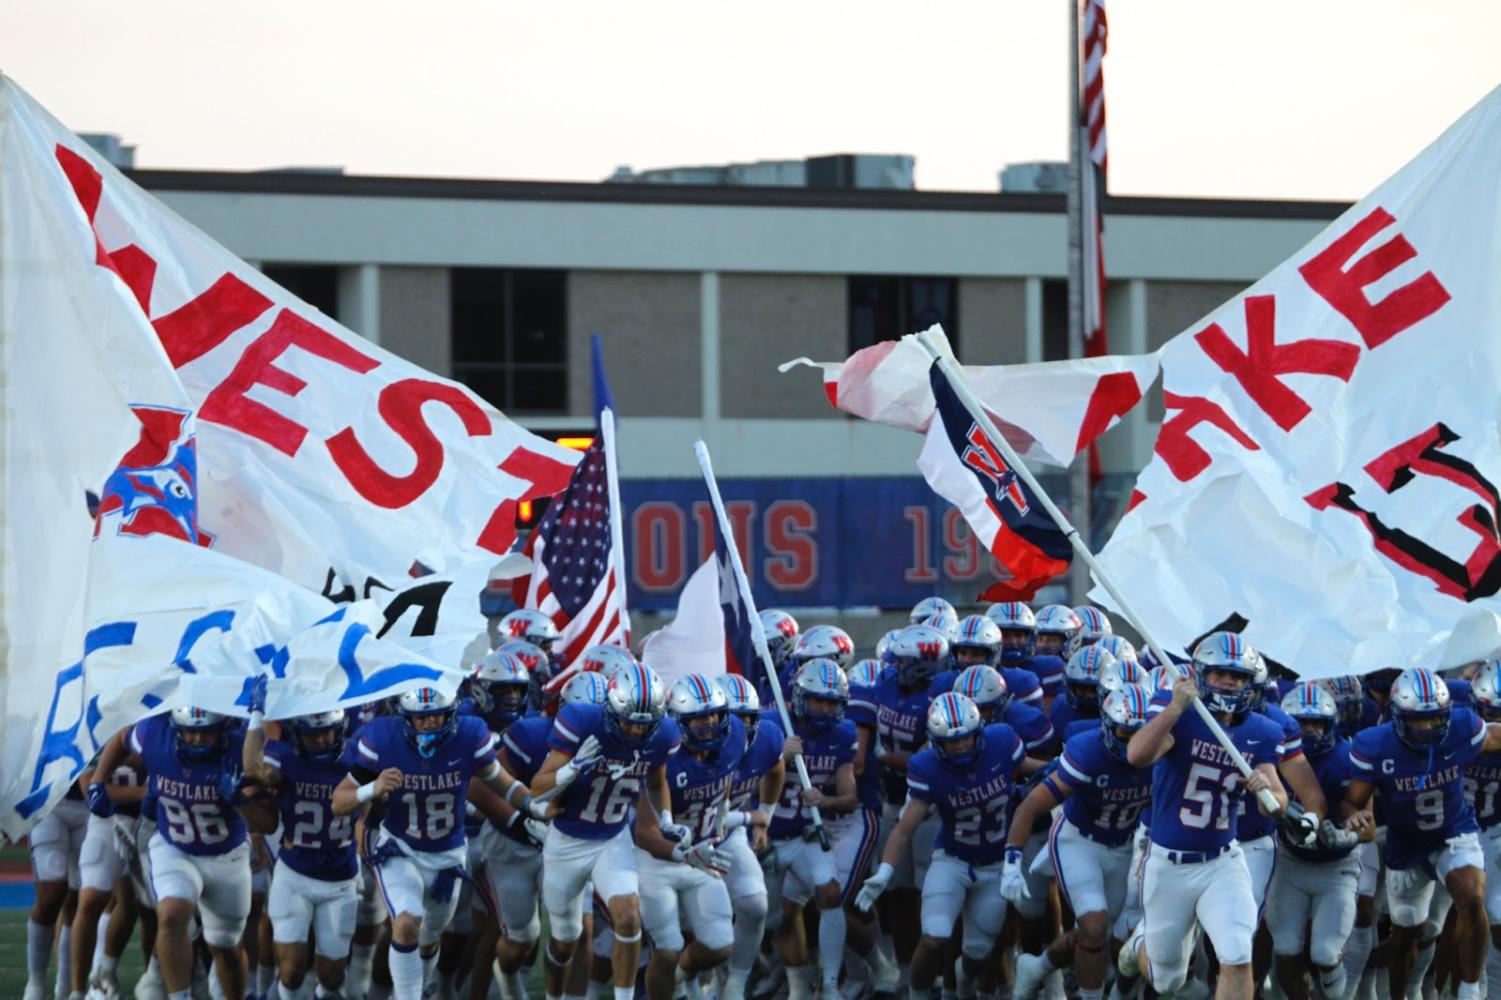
[
  {"x1": 665, "y1": 716, "x2": 747, "y2": 843},
  {"x1": 1053, "y1": 730, "x2": 1153, "y2": 848},
  {"x1": 353, "y1": 715, "x2": 497, "y2": 853},
  {"x1": 265, "y1": 740, "x2": 357, "y2": 881},
  {"x1": 769, "y1": 719, "x2": 857, "y2": 841},
  {"x1": 847, "y1": 681, "x2": 888, "y2": 810},
  {"x1": 872, "y1": 669, "x2": 936, "y2": 804},
  {"x1": 727, "y1": 717, "x2": 785, "y2": 812},
  {"x1": 1049, "y1": 697, "x2": 1096, "y2": 740},
  {"x1": 1449, "y1": 679, "x2": 1473, "y2": 708},
  {"x1": 130, "y1": 715, "x2": 247, "y2": 857},
  {"x1": 1465, "y1": 749, "x2": 1501, "y2": 831},
  {"x1": 1027, "y1": 655, "x2": 1066, "y2": 699},
  {"x1": 1351, "y1": 711, "x2": 1486, "y2": 868},
  {"x1": 547, "y1": 704, "x2": 680, "y2": 841},
  {"x1": 1145, "y1": 692, "x2": 1291, "y2": 852},
  {"x1": 929, "y1": 667, "x2": 1043, "y2": 708},
  {"x1": 500, "y1": 715, "x2": 553, "y2": 785},
  {"x1": 1279, "y1": 740, "x2": 1357, "y2": 863},
  {"x1": 1236, "y1": 704, "x2": 1303, "y2": 841},
  {"x1": 1002, "y1": 700, "x2": 1057, "y2": 757},
  {"x1": 1064, "y1": 718, "x2": 1097, "y2": 741},
  {"x1": 906, "y1": 723, "x2": 1025, "y2": 864}
]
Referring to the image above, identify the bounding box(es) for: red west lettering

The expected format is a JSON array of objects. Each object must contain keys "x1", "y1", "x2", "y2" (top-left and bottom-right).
[
  {"x1": 1298, "y1": 207, "x2": 1452, "y2": 350},
  {"x1": 56, "y1": 145, "x2": 274, "y2": 367},
  {"x1": 1153, "y1": 391, "x2": 1261, "y2": 482},
  {"x1": 1194, "y1": 295, "x2": 1360, "y2": 432},
  {"x1": 325, "y1": 379, "x2": 491, "y2": 509},
  {"x1": 764, "y1": 501, "x2": 816, "y2": 590},
  {"x1": 199, "y1": 310, "x2": 380, "y2": 455},
  {"x1": 473, "y1": 448, "x2": 578, "y2": 553}
]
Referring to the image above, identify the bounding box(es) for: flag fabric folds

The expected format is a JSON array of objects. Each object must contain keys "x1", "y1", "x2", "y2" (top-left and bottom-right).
[
  {"x1": 514, "y1": 338, "x2": 630, "y2": 691},
  {"x1": 917, "y1": 362, "x2": 1073, "y2": 602},
  {"x1": 1093, "y1": 83, "x2": 1501, "y2": 677},
  {"x1": 781, "y1": 326, "x2": 1159, "y2": 468}
]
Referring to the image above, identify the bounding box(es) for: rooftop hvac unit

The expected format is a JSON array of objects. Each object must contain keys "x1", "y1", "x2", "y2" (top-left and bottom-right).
[{"x1": 999, "y1": 161, "x2": 1068, "y2": 193}]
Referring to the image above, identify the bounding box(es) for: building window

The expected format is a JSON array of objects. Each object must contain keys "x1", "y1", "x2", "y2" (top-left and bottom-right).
[
  {"x1": 1042, "y1": 279, "x2": 1069, "y2": 361},
  {"x1": 262, "y1": 264, "x2": 339, "y2": 321},
  {"x1": 848, "y1": 276, "x2": 958, "y2": 354},
  {"x1": 450, "y1": 268, "x2": 568, "y2": 413}
]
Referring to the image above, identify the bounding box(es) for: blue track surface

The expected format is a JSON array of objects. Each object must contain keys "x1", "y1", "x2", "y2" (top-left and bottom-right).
[{"x1": 0, "y1": 881, "x2": 35, "y2": 909}]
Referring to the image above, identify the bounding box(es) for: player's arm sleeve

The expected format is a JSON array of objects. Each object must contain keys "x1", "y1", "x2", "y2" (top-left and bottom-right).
[
  {"x1": 501, "y1": 730, "x2": 534, "y2": 773},
  {"x1": 547, "y1": 707, "x2": 586, "y2": 755},
  {"x1": 905, "y1": 754, "x2": 935, "y2": 803}
]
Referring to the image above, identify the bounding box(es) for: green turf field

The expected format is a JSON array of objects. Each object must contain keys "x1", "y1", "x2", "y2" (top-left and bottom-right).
[
  {"x1": 0, "y1": 909, "x2": 148, "y2": 997},
  {"x1": 0, "y1": 908, "x2": 560, "y2": 998}
]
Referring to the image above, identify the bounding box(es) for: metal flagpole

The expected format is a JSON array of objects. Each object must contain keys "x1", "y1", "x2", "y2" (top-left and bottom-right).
[
  {"x1": 1066, "y1": 0, "x2": 1092, "y2": 606},
  {"x1": 600, "y1": 407, "x2": 630, "y2": 646},
  {"x1": 694, "y1": 441, "x2": 830, "y2": 850},
  {"x1": 914, "y1": 329, "x2": 1280, "y2": 814}
]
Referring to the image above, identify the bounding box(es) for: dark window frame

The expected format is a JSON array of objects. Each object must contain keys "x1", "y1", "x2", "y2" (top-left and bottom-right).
[
  {"x1": 450, "y1": 267, "x2": 568, "y2": 414},
  {"x1": 847, "y1": 275, "x2": 959, "y2": 356}
]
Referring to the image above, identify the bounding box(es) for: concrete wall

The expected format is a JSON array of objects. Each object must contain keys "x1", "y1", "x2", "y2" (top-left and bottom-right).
[
  {"x1": 957, "y1": 278, "x2": 1029, "y2": 365},
  {"x1": 377, "y1": 267, "x2": 451, "y2": 376},
  {"x1": 719, "y1": 274, "x2": 845, "y2": 419},
  {"x1": 568, "y1": 271, "x2": 701, "y2": 418}
]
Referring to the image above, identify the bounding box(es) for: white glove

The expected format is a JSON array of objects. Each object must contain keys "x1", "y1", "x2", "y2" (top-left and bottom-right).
[
  {"x1": 523, "y1": 817, "x2": 550, "y2": 848},
  {"x1": 856, "y1": 862, "x2": 894, "y2": 912},
  {"x1": 660, "y1": 811, "x2": 694, "y2": 847},
  {"x1": 1318, "y1": 818, "x2": 1359, "y2": 850},
  {"x1": 673, "y1": 841, "x2": 730, "y2": 874},
  {"x1": 722, "y1": 809, "x2": 753, "y2": 830},
  {"x1": 556, "y1": 735, "x2": 603, "y2": 788},
  {"x1": 1000, "y1": 846, "x2": 1030, "y2": 905}
]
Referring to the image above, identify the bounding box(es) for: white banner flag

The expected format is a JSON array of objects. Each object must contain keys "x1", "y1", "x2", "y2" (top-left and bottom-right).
[
  {"x1": 780, "y1": 325, "x2": 1161, "y2": 467},
  {"x1": 639, "y1": 556, "x2": 726, "y2": 690},
  {"x1": 1094, "y1": 84, "x2": 1501, "y2": 679},
  {"x1": 0, "y1": 76, "x2": 581, "y2": 595}
]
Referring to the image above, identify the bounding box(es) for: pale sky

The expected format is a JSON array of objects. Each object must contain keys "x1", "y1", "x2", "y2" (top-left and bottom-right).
[{"x1": 4, "y1": 0, "x2": 1497, "y2": 201}]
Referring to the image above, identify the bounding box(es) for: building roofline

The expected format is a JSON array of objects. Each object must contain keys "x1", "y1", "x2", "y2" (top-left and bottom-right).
[{"x1": 124, "y1": 167, "x2": 1352, "y2": 221}]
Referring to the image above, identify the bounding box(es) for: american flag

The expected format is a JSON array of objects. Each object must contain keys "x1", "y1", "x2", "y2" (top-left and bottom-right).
[
  {"x1": 1081, "y1": 0, "x2": 1109, "y2": 359},
  {"x1": 511, "y1": 434, "x2": 628, "y2": 689}
]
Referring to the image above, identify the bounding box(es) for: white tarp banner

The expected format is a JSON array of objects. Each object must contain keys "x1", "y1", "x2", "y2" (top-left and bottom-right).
[
  {"x1": 781, "y1": 325, "x2": 1161, "y2": 467},
  {"x1": 0, "y1": 76, "x2": 545, "y2": 838},
  {"x1": 1093, "y1": 84, "x2": 1501, "y2": 679},
  {"x1": 1, "y1": 76, "x2": 581, "y2": 595}
]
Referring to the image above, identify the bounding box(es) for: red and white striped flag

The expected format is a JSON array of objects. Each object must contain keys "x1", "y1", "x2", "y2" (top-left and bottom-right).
[
  {"x1": 511, "y1": 414, "x2": 629, "y2": 689},
  {"x1": 1081, "y1": 0, "x2": 1109, "y2": 360}
]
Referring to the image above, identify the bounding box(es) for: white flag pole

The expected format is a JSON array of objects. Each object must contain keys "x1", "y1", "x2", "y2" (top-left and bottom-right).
[
  {"x1": 694, "y1": 440, "x2": 830, "y2": 850},
  {"x1": 914, "y1": 329, "x2": 1279, "y2": 814},
  {"x1": 600, "y1": 407, "x2": 630, "y2": 646}
]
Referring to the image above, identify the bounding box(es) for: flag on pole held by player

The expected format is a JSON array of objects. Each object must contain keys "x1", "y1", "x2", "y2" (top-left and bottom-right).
[
  {"x1": 638, "y1": 479, "x2": 762, "y2": 690},
  {"x1": 1093, "y1": 83, "x2": 1501, "y2": 677},
  {"x1": 918, "y1": 361, "x2": 1073, "y2": 600},
  {"x1": 780, "y1": 326, "x2": 1159, "y2": 468},
  {"x1": 515, "y1": 338, "x2": 630, "y2": 690}
]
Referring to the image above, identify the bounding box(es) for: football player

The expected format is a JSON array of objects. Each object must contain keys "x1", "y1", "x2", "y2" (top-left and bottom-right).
[
  {"x1": 1007, "y1": 685, "x2": 1154, "y2": 1000},
  {"x1": 1341, "y1": 666, "x2": 1501, "y2": 1000},
  {"x1": 1115, "y1": 633, "x2": 1294, "y2": 999},
  {"x1": 242, "y1": 684, "x2": 361, "y2": 1000},
  {"x1": 769, "y1": 659, "x2": 860, "y2": 1000},
  {"x1": 1267, "y1": 683, "x2": 1364, "y2": 1000},
  {"x1": 332, "y1": 687, "x2": 544, "y2": 1000},
  {"x1": 857, "y1": 692, "x2": 1042, "y2": 998},
  {"x1": 528, "y1": 664, "x2": 679, "y2": 1000}
]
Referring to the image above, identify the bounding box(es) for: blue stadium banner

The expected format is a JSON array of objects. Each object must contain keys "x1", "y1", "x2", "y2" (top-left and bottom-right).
[{"x1": 621, "y1": 475, "x2": 1134, "y2": 611}]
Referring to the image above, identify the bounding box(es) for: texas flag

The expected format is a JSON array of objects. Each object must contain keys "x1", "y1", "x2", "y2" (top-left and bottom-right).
[
  {"x1": 917, "y1": 361, "x2": 1073, "y2": 601},
  {"x1": 639, "y1": 485, "x2": 760, "y2": 690}
]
